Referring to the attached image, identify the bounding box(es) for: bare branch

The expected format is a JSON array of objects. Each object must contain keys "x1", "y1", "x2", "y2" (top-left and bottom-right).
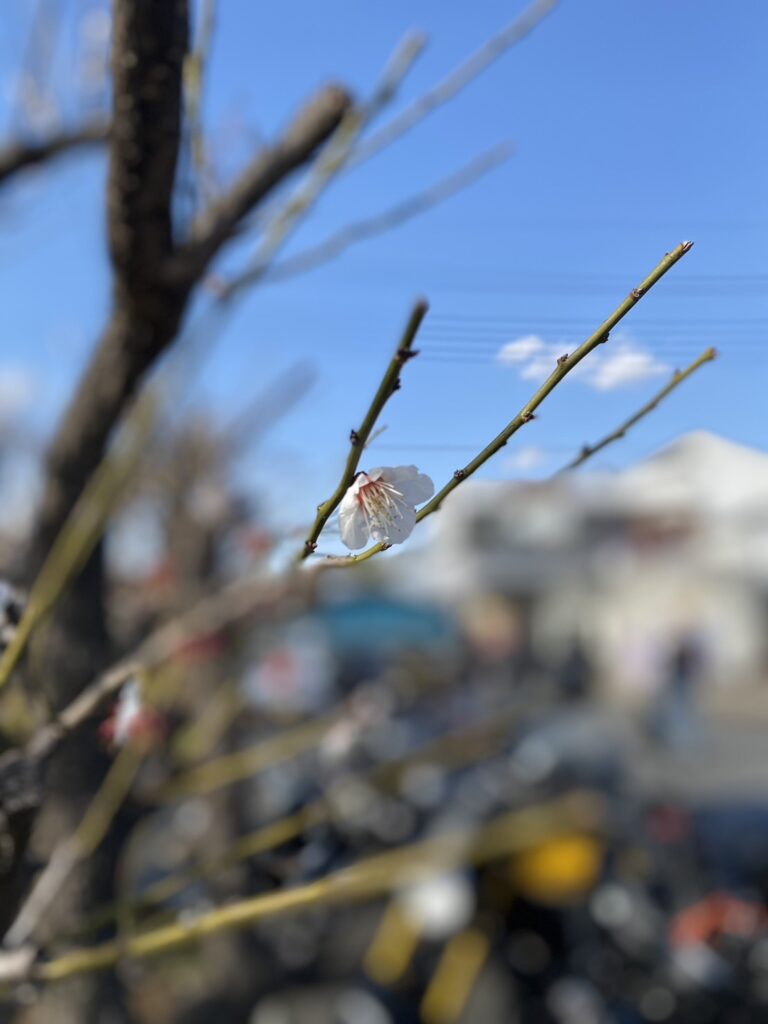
[
  {"x1": 179, "y1": 84, "x2": 353, "y2": 278},
  {"x1": 216, "y1": 33, "x2": 426, "y2": 301},
  {"x1": 10, "y1": 0, "x2": 62, "y2": 133},
  {"x1": 0, "y1": 123, "x2": 107, "y2": 186},
  {"x1": 266, "y1": 144, "x2": 512, "y2": 284},
  {"x1": 24, "y1": 570, "x2": 310, "y2": 764},
  {"x1": 76, "y1": 712, "x2": 519, "y2": 935},
  {"x1": 5, "y1": 744, "x2": 144, "y2": 948},
  {"x1": 7, "y1": 793, "x2": 600, "y2": 985},
  {"x1": 0, "y1": 394, "x2": 156, "y2": 692},
  {"x1": 327, "y1": 241, "x2": 696, "y2": 566},
  {"x1": 348, "y1": 0, "x2": 558, "y2": 170},
  {"x1": 557, "y1": 347, "x2": 717, "y2": 473},
  {"x1": 28, "y1": 5, "x2": 351, "y2": 576},
  {"x1": 184, "y1": 0, "x2": 218, "y2": 203},
  {"x1": 299, "y1": 301, "x2": 428, "y2": 560}
]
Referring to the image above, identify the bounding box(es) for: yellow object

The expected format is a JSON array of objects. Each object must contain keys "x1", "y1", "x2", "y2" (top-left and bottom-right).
[
  {"x1": 364, "y1": 901, "x2": 421, "y2": 985},
  {"x1": 420, "y1": 928, "x2": 489, "y2": 1024},
  {"x1": 512, "y1": 833, "x2": 602, "y2": 905}
]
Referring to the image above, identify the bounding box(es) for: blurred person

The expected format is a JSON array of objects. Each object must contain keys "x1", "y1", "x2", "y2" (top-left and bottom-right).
[
  {"x1": 557, "y1": 636, "x2": 593, "y2": 704},
  {"x1": 650, "y1": 631, "x2": 707, "y2": 749}
]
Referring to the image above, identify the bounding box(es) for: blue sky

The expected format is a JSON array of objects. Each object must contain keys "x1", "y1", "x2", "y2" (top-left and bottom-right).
[{"x1": 1, "y1": 0, "x2": 766, "y2": 545}]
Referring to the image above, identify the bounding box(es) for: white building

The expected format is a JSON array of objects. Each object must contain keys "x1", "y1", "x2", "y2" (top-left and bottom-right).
[{"x1": 397, "y1": 433, "x2": 768, "y2": 699}]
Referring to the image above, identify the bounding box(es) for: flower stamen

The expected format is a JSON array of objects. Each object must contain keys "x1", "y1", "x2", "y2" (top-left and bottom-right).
[{"x1": 339, "y1": 466, "x2": 434, "y2": 550}]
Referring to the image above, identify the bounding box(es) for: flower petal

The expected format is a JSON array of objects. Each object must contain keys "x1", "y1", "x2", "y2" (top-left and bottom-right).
[
  {"x1": 339, "y1": 510, "x2": 370, "y2": 550},
  {"x1": 381, "y1": 465, "x2": 435, "y2": 505},
  {"x1": 346, "y1": 472, "x2": 369, "y2": 499},
  {"x1": 369, "y1": 501, "x2": 416, "y2": 545},
  {"x1": 339, "y1": 500, "x2": 370, "y2": 550}
]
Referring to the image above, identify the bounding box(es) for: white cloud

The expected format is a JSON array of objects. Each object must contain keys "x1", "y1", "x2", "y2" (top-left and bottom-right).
[
  {"x1": 520, "y1": 353, "x2": 564, "y2": 381},
  {"x1": 497, "y1": 334, "x2": 545, "y2": 365},
  {"x1": 0, "y1": 367, "x2": 36, "y2": 419},
  {"x1": 587, "y1": 342, "x2": 669, "y2": 391},
  {"x1": 505, "y1": 446, "x2": 549, "y2": 472},
  {"x1": 496, "y1": 334, "x2": 668, "y2": 392}
]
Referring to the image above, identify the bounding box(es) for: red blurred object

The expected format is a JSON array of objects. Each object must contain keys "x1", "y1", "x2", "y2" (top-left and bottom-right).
[{"x1": 670, "y1": 893, "x2": 767, "y2": 947}]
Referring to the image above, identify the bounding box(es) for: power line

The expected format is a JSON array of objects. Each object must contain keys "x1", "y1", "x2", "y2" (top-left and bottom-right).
[
  {"x1": 427, "y1": 314, "x2": 768, "y2": 325},
  {"x1": 420, "y1": 331, "x2": 759, "y2": 343}
]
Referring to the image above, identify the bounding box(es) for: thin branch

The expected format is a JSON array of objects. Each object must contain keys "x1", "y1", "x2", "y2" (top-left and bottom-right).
[
  {"x1": 184, "y1": 0, "x2": 218, "y2": 204},
  {"x1": 10, "y1": 0, "x2": 61, "y2": 133},
  {"x1": 111, "y1": 808, "x2": 321, "y2": 937},
  {"x1": 74, "y1": 713, "x2": 517, "y2": 938},
  {"x1": 152, "y1": 710, "x2": 344, "y2": 802},
  {"x1": 215, "y1": 32, "x2": 427, "y2": 302},
  {"x1": 0, "y1": 123, "x2": 107, "y2": 185},
  {"x1": 22, "y1": 792, "x2": 600, "y2": 985},
  {"x1": 298, "y1": 300, "x2": 428, "y2": 560},
  {"x1": 347, "y1": 0, "x2": 558, "y2": 170},
  {"x1": 23, "y1": 570, "x2": 310, "y2": 764},
  {"x1": 178, "y1": 83, "x2": 353, "y2": 278},
  {"x1": 557, "y1": 347, "x2": 717, "y2": 473},
  {"x1": 5, "y1": 741, "x2": 145, "y2": 948},
  {"x1": 0, "y1": 396, "x2": 158, "y2": 693},
  {"x1": 328, "y1": 241, "x2": 695, "y2": 566},
  {"x1": 220, "y1": 361, "x2": 316, "y2": 456},
  {"x1": 265, "y1": 144, "x2": 512, "y2": 284},
  {"x1": 0, "y1": 568, "x2": 306, "y2": 945},
  {"x1": 153, "y1": 696, "x2": 512, "y2": 806}
]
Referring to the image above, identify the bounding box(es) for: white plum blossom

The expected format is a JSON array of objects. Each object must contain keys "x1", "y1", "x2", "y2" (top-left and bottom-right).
[
  {"x1": 112, "y1": 680, "x2": 144, "y2": 745},
  {"x1": 339, "y1": 465, "x2": 434, "y2": 550},
  {"x1": 99, "y1": 678, "x2": 166, "y2": 749}
]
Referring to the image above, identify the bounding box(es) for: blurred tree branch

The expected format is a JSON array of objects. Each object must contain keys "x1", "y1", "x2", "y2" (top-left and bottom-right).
[
  {"x1": 22, "y1": 569, "x2": 310, "y2": 765},
  {"x1": 178, "y1": 85, "x2": 353, "y2": 281},
  {"x1": 73, "y1": 712, "x2": 518, "y2": 938},
  {"x1": 29, "y1": 1, "x2": 352, "y2": 578},
  {"x1": 213, "y1": 33, "x2": 425, "y2": 301},
  {"x1": 0, "y1": 792, "x2": 600, "y2": 986},
  {"x1": 0, "y1": 123, "x2": 107, "y2": 186},
  {"x1": 348, "y1": 0, "x2": 558, "y2": 170},
  {"x1": 266, "y1": 143, "x2": 512, "y2": 285}
]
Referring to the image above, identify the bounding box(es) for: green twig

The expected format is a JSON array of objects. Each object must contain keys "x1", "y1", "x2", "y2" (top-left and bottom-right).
[
  {"x1": 332, "y1": 241, "x2": 695, "y2": 566},
  {"x1": 71, "y1": 712, "x2": 518, "y2": 940},
  {"x1": 298, "y1": 300, "x2": 429, "y2": 560},
  {"x1": 0, "y1": 397, "x2": 156, "y2": 691},
  {"x1": 557, "y1": 346, "x2": 717, "y2": 473},
  {"x1": 29, "y1": 792, "x2": 599, "y2": 984},
  {"x1": 5, "y1": 741, "x2": 145, "y2": 948}
]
